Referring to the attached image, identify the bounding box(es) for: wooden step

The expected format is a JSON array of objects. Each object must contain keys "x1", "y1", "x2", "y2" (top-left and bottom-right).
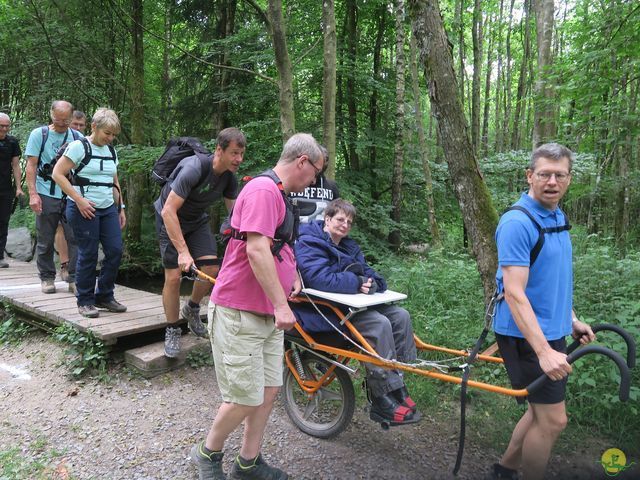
[{"x1": 124, "y1": 333, "x2": 212, "y2": 378}]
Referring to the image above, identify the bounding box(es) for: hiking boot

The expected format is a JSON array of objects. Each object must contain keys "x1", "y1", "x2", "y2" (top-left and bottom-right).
[
  {"x1": 78, "y1": 305, "x2": 99, "y2": 318},
  {"x1": 96, "y1": 299, "x2": 127, "y2": 313},
  {"x1": 229, "y1": 454, "x2": 288, "y2": 480},
  {"x1": 392, "y1": 385, "x2": 417, "y2": 413},
  {"x1": 182, "y1": 303, "x2": 208, "y2": 338},
  {"x1": 0, "y1": 258, "x2": 8, "y2": 268},
  {"x1": 189, "y1": 442, "x2": 226, "y2": 480},
  {"x1": 41, "y1": 279, "x2": 56, "y2": 294},
  {"x1": 60, "y1": 261, "x2": 69, "y2": 281},
  {"x1": 487, "y1": 463, "x2": 519, "y2": 480},
  {"x1": 164, "y1": 326, "x2": 182, "y2": 358},
  {"x1": 68, "y1": 282, "x2": 76, "y2": 294}
]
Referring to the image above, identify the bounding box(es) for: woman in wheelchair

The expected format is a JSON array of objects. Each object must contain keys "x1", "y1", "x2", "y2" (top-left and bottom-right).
[{"x1": 293, "y1": 199, "x2": 420, "y2": 425}]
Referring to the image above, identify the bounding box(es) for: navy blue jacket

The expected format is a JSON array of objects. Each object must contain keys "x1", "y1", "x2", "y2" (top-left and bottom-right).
[{"x1": 293, "y1": 220, "x2": 387, "y2": 332}]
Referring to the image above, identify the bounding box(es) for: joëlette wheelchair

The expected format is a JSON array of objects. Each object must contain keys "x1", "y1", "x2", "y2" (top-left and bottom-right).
[
  {"x1": 282, "y1": 287, "x2": 635, "y2": 447},
  {"x1": 189, "y1": 268, "x2": 635, "y2": 472}
]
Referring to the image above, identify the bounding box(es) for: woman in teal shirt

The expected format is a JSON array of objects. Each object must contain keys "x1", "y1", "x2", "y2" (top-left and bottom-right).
[{"x1": 53, "y1": 108, "x2": 126, "y2": 318}]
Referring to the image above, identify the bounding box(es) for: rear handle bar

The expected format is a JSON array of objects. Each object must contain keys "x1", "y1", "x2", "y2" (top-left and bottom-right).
[
  {"x1": 526, "y1": 345, "x2": 632, "y2": 402},
  {"x1": 567, "y1": 323, "x2": 636, "y2": 369}
]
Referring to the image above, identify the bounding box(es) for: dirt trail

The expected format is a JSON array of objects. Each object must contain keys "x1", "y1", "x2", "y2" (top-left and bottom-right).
[{"x1": 1, "y1": 333, "x2": 633, "y2": 480}]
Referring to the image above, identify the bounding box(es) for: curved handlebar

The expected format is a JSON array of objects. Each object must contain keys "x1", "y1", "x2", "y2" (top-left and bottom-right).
[
  {"x1": 567, "y1": 323, "x2": 636, "y2": 368},
  {"x1": 526, "y1": 345, "x2": 631, "y2": 402}
]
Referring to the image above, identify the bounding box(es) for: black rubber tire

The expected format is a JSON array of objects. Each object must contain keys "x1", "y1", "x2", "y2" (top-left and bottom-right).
[{"x1": 282, "y1": 351, "x2": 356, "y2": 439}]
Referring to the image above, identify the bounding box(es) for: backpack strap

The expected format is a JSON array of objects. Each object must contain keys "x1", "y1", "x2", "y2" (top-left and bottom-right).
[
  {"x1": 37, "y1": 126, "x2": 49, "y2": 167},
  {"x1": 505, "y1": 205, "x2": 571, "y2": 267}
]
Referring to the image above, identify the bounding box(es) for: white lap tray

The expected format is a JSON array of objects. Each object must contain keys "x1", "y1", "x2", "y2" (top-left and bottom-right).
[{"x1": 301, "y1": 288, "x2": 407, "y2": 308}]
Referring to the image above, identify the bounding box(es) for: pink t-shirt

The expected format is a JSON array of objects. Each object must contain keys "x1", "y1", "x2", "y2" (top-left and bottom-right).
[{"x1": 211, "y1": 177, "x2": 296, "y2": 315}]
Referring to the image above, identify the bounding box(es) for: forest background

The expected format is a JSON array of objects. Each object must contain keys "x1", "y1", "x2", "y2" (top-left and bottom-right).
[{"x1": 1, "y1": 0, "x2": 638, "y2": 455}]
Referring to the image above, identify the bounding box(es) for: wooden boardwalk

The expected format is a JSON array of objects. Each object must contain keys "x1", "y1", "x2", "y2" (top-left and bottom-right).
[{"x1": 0, "y1": 258, "x2": 169, "y2": 345}]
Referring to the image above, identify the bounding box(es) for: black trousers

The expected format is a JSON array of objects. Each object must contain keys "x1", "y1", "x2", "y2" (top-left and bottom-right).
[{"x1": 0, "y1": 194, "x2": 12, "y2": 259}]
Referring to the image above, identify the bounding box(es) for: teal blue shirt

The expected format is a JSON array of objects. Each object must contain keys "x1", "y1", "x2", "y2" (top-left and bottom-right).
[
  {"x1": 63, "y1": 139, "x2": 119, "y2": 209},
  {"x1": 25, "y1": 127, "x2": 83, "y2": 199},
  {"x1": 494, "y1": 193, "x2": 573, "y2": 341}
]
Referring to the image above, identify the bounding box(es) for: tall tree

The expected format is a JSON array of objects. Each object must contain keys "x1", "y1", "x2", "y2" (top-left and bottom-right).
[
  {"x1": 390, "y1": 0, "x2": 407, "y2": 249},
  {"x1": 267, "y1": 0, "x2": 295, "y2": 141},
  {"x1": 470, "y1": 0, "x2": 483, "y2": 151},
  {"x1": 127, "y1": 0, "x2": 146, "y2": 244},
  {"x1": 409, "y1": 0, "x2": 499, "y2": 298},
  {"x1": 344, "y1": 0, "x2": 360, "y2": 170},
  {"x1": 322, "y1": 0, "x2": 337, "y2": 178},
  {"x1": 532, "y1": 0, "x2": 556, "y2": 147},
  {"x1": 410, "y1": 33, "x2": 440, "y2": 246}
]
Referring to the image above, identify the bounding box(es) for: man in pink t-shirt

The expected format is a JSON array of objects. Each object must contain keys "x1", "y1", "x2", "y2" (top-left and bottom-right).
[{"x1": 190, "y1": 133, "x2": 324, "y2": 480}]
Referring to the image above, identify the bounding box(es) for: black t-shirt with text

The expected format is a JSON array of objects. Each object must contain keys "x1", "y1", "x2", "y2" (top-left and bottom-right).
[
  {"x1": 154, "y1": 154, "x2": 238, "y2": 223},
  {"x1": 0, "y1": 135, "x2": 22, "y2": 194},
  {"x1": 289, "y1": 174, "x2": 340, "y2": 223}
]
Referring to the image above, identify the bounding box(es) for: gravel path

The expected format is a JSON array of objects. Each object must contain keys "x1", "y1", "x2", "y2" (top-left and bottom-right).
[{"x1": 0, "y1": 333, "x2": 626, "y2": 479}]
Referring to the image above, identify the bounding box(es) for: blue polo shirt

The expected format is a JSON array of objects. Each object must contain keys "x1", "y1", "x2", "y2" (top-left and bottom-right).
[{"x1": 494, "y1": 193, "x2": 573, "y2": 340}]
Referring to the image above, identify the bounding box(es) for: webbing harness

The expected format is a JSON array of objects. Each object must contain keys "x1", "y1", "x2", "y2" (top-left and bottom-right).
[
  {"x1": 36, "y1": 126, "x2": 81, "y2": 195},
  {"x1": 226, "y1": 170, "x2": 299, "y2": 262}
]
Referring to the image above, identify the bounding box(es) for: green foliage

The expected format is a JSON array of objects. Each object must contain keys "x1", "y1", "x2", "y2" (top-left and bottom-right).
[
  {"x1": 53, "y1": 324, "x2": 110, "y2": 379},
  {"x1": 186, "y1": 348, "x2": 214, "y2": 369},
  {"x1": 0, "y1": 441, "x2": 72, "y2": 480},
  {"x1": 0, "y1": 304, "x2": 35, "y2": 345}
]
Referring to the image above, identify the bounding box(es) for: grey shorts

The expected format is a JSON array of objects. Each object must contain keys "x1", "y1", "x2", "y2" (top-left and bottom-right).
[
  {"x1": 155, "y1": 211, "x2": 216, "y2": 269},
  {"x1": 208, "y1": 303, "x2": 284, "y2": 406}
]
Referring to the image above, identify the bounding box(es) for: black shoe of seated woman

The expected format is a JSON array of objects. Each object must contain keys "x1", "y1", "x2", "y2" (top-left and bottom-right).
[
  {"x1": 369, "y1": 392, "x2": 418, "y2": 425},
  {"x1": 392, "y1": 386, "x2": 417, "y2": 413}
]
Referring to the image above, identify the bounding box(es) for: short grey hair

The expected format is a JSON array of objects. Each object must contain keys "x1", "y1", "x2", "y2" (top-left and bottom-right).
[
  {"x1": 92, "y1": 108, "x2": 121, "y2": 134},
  {"x1": 278, "y1": 133, "x2": 323, "y2": 166},
  {"x1": 50, "y1": 100, "x2": 73, "y2": 117},
  {"x1": 0, "y1": 112, "x2": 10, "y2": 123},
  {"x1": 529, "y1": 143, "x2": 574, "y2": 171}
]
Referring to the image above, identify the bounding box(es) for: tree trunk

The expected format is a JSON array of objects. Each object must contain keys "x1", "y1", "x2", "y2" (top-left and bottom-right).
[
  {"x1": 161, "y1": 0, "x2": 173, "y2": 142},
  {"x1": 454, "y1": 0, "x2": 465, "y2": 108},
  {"x1": 470, "y1": 0, "x2": 482, "y2": 152},
  {"x1": 532, "y1": 0, "x2": 556, "y2": 147},
  {"x1": 511, "y1": 0, "x2": 532, "y2": 150},
  {"x1": 368, "y1": 4, "x2": 387, "y2": 195},
  {"x1": 503, "y1": 0, "x2": 516, "y2": 151},
  {"x1": 267, "y1": 0, "x2": 295, "y2": 142},
  {"x1": 480, "y1": 11, "x2": 494, "y2": 158},
  {"x1": 344, "y1": 0, "x2": 359, "y2": 170},
  {"x1": 409, "y1": 0, "x2": 499, "y2": 300},
  {"x1": 322, "y1": 0, "x2": 337, "y2": 179},
  {"x1": 212, "y1": 0, "x2": 237, "y2": 135},
  {"x1": 127, "y1": 0, "x2": 145, "y2": 244},
  {"x1": 410, "y1": 33, "x2": 440, "y2": 247},
  {"x1": 493, "y1": 0, "x2": 505, "y2": 152},
  {"x1": 389, "y1": 0, "x2": 406, "y2": 249}
]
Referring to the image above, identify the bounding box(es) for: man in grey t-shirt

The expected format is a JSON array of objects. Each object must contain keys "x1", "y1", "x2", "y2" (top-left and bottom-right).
[{"x1": 154, "y1": 127, "x2": 246, "y2": 357}]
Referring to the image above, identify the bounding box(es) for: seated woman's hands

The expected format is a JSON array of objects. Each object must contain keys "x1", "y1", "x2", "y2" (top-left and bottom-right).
[{"x1": 358, "y1": 277, "x2": 378, "y2": 295}]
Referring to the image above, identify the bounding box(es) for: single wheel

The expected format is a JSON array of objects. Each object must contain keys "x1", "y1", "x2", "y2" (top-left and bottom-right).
[{"x1": 282, "y1": 351, "x2": 355, "y2": 439}]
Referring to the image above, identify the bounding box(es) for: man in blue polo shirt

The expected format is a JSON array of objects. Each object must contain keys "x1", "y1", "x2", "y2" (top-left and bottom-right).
[{"x1": 489, "y1": 143, "x2": 595, "y2": 480}]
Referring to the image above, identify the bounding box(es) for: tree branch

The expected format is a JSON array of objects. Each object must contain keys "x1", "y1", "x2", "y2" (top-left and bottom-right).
[{"x1": 107, "y1": 0, "x2": 278, "y2": 87}]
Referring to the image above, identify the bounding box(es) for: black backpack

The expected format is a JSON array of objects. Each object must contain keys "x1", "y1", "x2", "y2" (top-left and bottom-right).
[
  {"x1": 151, "y1": 137, "x2": 211, "y2": 186},
  {"x1": 220, "y1": 170, "x2": 300, "y2": 262},
  {"x1": 36, "y1": 126, "x2": 82, "y2": 195}
]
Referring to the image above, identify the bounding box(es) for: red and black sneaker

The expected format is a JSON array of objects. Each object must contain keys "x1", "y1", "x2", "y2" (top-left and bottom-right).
[
  {"x1": 392, "y1": 385, "x2": 418, "y2": 413},
  {"x1": 370, "y1": 392, "x2": 421, "y2": 426}
]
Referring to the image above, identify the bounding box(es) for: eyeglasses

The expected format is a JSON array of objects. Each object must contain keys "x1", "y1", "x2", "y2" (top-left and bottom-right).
[
  {"x1": 306, "y1": 158, "x2": 322, "y2": 178},
  {"x1": 330, "y1": 216, "x2": 353, "y2": 227},
  {"x1": 0, "y1": 124, "x2": 10, "y2": 129},
  {"x1": 535, "y1": 172, "x2": 571, "y2": 183}
]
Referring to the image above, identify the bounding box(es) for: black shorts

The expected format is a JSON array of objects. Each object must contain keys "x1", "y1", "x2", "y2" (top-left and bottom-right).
[
  {"x1": 496, "y1": 333, "x2": 568, "y2": 405},
  {"x1": 155, "y1": 211, "x2": 217, "y2": 269}
]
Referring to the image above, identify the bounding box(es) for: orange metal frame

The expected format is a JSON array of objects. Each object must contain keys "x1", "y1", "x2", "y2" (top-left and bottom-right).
[{"x1": 289, "y1": 296, "x2": 529, "y2": 397}]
